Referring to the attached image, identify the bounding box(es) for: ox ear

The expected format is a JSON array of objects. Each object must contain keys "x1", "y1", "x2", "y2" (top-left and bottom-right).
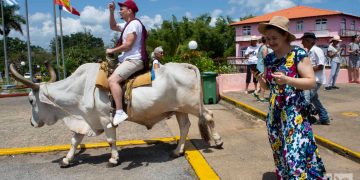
[{"x1": 38, "y1": 87, "x2": 56, "y2": 107}]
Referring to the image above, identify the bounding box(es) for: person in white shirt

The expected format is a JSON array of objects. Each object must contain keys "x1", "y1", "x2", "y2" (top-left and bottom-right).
[
  {"x1": 244, "y1": 36, "x2": 260, "y2": 94},
  {"x1": 301, "y1": 32, "x2": 330, "y2": 125},
  {"x1": 105, "y1": 0, "x2": 148, "y2": 128},
  {"x1": 151, "y1": 46, "x2": 164, "y2": 69},
  {"x1": 347, "y1": 35, "x2": 360, "y2": 83},
  {"x1": 325, "y1": 35, "x2": 343, "y2": 90}
]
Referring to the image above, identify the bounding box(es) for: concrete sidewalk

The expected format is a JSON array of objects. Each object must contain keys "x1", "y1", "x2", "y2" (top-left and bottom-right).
[
  {"x1": 165, "y1": 103, "x2": 360, "y2": 179},
  {"x1": 223, "y1": 83, "x2": 360, "y2": 154}
]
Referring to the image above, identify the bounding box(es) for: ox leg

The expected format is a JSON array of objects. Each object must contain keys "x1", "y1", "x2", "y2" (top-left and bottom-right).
[
  {"x1": 104, "y1": 127, "x2": 119, "y2": 168},
  {"x1": 204, "y1": 109, "x2": 223, "y2": 148},
  {"x1": 60, "y1": 132, "x2": 84, "y2": 168},
  {"x1": 171, "y1": 112, "x2": 191, "y2": 158}
]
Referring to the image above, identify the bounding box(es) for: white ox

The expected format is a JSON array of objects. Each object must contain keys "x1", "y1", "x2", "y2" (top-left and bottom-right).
[{"x1": 10, "y1": 62, "x2": 223, "y2": 167}]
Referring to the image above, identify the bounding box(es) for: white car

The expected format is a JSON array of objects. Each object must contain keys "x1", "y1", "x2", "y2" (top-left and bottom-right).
[{"x1": 24, "y1": 73, "x2": 31, "y2": 79}]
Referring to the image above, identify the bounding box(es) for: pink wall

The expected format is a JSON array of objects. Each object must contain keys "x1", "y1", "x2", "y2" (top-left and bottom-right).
[{"x1": 217, "y1": 69, "x2": 356, "y2": 93}]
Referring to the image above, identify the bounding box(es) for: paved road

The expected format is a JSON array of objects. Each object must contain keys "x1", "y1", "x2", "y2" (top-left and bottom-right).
[
  {"x1": 0, "y1": 144, "x2": 195, "y2": 180},
  {"x1": 1, "y1": 96, "x2": 359, "y2": 179},
  {"x1": 0, "y1": 96, "x2": 195, "y2": 179},
  {"x1": 166, "y1": 103, "x2": 360, "y2": 179}
]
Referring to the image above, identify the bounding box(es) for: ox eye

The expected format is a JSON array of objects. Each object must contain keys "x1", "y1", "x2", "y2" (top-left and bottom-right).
[{"x1": 29, "y1": 99, "x2": 33, "y2": 105}]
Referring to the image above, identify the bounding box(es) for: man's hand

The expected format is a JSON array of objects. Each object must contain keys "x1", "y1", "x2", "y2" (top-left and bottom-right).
[
  {"x1": 106, "y1": 48, "x2": 115, "y2": 54},
  {"x1": 108, "y1": 1, "x2": 115, "y2": 13}
]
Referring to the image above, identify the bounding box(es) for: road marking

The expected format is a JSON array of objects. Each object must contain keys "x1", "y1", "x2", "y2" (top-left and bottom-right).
[
  {"x1": 185, "y1": 141, "x2": 220, "y2": 180},
  {"x1": 0, "y1": 136, "x2": 219, "y2": 179},
  {"x1": 341, "y1": 112, "x2": 359, "y2": 117},
  {"x1": 221, "y1": 94, "x2": 360, "y2": 163}
]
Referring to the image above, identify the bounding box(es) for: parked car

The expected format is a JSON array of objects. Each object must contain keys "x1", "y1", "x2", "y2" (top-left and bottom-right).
[{"x1": 24, "y1": 73, "x2": 31, "y2": 79}]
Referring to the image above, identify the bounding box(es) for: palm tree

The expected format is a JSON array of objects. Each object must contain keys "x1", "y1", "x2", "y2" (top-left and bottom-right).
[{"x1": 0, "y1": 5, "x2": 25, "y2": 36}]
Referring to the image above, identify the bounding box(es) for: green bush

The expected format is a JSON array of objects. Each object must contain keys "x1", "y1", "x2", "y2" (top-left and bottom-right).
[{"x1": 161, "y1": 50, "x2": 235, "y2": 73}]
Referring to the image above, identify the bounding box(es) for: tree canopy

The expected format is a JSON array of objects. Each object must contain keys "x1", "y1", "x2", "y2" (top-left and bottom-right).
[
  {"x1": 0, "y1": 5, "x2": 26, "y2": 36},
  {"x1": 50, "y1": 30, "x2": 105, "y2": 76},
  {"x1": 147, "y1": 14, "x2": 235, "y2": 59}
]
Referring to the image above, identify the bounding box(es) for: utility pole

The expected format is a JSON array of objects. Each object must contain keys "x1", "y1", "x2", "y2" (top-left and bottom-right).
[
  {"x1": 52, "y1": 0, "x2": 60, "y2": 79},
  {"x1": 1, "y1": 0, "x2": 10, "y2": 84},
  {"x1": 25, "y1": 0, "x2": 33, "y2": 80},
  {"x1": 59, "y1": 7, "x2": 66, "y2": 78}
]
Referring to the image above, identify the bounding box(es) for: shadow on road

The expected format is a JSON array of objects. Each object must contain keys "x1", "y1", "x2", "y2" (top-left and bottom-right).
[
  {"x1": 190, "y1": 138, "x2": 224, "y2": 154},
  {"x1": 262, "y1": 172, "x2": 277, "y2": 180},
  {"x1": 51, "y1": 142, "x2": 184, "y2": 168}
]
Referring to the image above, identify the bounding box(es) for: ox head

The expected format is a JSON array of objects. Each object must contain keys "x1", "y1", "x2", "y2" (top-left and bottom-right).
[{"x1": 10, "y1": 62, "x2": 57, "y2": 128}]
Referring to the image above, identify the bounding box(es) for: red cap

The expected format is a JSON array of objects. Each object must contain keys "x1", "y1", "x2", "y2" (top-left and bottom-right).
[{"x1": 118, "y1": 0, "x2": 139, "y2": 13}]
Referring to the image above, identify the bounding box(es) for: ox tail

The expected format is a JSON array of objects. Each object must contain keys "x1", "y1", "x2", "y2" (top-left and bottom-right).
[{"x1": 185, "y1": 63, "x2": 212, "y2": 144}]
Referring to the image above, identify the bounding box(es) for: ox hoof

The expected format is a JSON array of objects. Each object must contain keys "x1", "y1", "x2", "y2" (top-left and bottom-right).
[
  {"x1": 169, "y1": 151, "x2": 185, "y2": 158},
  {"x1": 106, "y1": 162, "x2": 118, "y2": 168},
  {"x1": 59, "y1": 161, "x2": 71, "y2": 168},
  {"x1": 215, "y1": 141, "x2": 224, "y2": 149}
]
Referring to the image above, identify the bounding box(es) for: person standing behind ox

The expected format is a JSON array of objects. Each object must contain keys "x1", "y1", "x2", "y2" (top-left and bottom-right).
[
  {"x1": 257, "y1": 16, "x2": 326, "y2": 179},
  {"x1": 325, "y1": 35, "x2": 343, "y2": 90},
  {"x1": 348, "y1": 35, "x2": 360, "y2": 83},
  {"x1": 256, "y1": 36, "x2": 270, "y2": 101},
  {"x1": 301, "y1": 32, "x2": 330, "y2": 125},
  {"x1": 106, "y1": 0, "x2": 148, "y2": 128},
  {"x1": 151, "y1": 46, "x2": 164, "y2": 69},
  {"x1": 244, "y1": 36, "x2": 260, "y2": 94}
]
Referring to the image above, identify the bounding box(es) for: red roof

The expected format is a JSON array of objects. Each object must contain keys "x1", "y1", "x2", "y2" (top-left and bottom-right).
[{"x1": 230, "y1": 6, "x2": 344, "y2": 26}]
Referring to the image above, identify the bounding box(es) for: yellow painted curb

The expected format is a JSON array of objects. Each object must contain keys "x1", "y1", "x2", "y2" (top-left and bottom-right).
[
  {"x1": 0, "y1": 136, "x2": 219, "y2": 179},
  {"x1": 185, "y1": 140, "x2": 220, "y2": 180},
  {"x1": 220, "y1": 94, "x2": 360, "y2": 163},
  {"x1": 0, "y1": 137, "x2": 178, "y2": 156},
  {"x1": 221, "y1": 94, "x2": 267, "y2": 119},
  {"x1": 314, "y1": 135, "x2": 360, "y2": 163}
]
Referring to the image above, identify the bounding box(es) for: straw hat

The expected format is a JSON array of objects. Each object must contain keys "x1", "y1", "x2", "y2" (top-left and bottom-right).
[
  {"x1": 250, "y1": 35, "x2": 258, "y2": 41},
  {"x1": 329, "y1": 35, "x2": 342, "y2": 42},
  {"x1": 257, "y1": 16, "x2": 296, "y2": 42}
]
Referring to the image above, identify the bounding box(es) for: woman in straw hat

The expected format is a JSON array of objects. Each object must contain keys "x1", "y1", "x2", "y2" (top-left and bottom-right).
[{"x1": 257, "y1": 16, "x2": 326, "y2": 179}]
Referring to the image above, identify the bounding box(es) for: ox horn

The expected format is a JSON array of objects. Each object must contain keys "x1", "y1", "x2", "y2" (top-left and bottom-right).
[
  {"x1": 44, "y1": 61, "x2": 57, "y2": 83},
  {"x1": 9, "y1": 63, "x2": 39, "y2": 90}
]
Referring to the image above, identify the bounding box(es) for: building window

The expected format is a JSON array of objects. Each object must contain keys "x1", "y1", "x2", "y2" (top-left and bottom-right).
[
  {"x1": 315, "y1": 19, "x2": 327, "y2": 31},
  {"x1": 350, "y1": 20, "x2": 355, "y2": 30},
  {"x1": 296, "y1": 21, "x2": 304, "y2": 32},
  {"x1": 340, "y1": 18, "x2": 346, "y2": 36},
  {"x1": 341, "y1": 18, "x2": 346, "y2": 30},
  {"x1": 242, "y1": 26, "x2": 251, "y2": 36},
  {"x1": 241, "y1": 47, "x2": 247, "y2": 57}
]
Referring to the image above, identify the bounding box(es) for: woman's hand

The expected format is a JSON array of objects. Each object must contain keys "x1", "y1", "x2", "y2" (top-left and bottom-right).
[{"x1": 271, "y1": 71, "x2": 289, "y2": 85}]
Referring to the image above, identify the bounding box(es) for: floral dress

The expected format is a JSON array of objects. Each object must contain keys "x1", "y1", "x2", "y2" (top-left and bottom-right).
[{"x1": 263, "y1": 46, "x2": 326, "y2": 179}]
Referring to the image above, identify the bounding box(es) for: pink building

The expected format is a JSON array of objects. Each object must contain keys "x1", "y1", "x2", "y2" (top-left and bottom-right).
[{"x1": 230, "y1": 6, "x2": 360, "y2": 58}]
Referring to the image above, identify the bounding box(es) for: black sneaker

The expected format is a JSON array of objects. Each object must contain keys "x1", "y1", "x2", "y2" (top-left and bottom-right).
[
  {"x1": 324, "y1": 86, "x2": 332, "y2": 90},
  {"x1": 320, "y1": 121, "x2": 330, "y2": 125},
  {"x1": 331, "y1": 86, "x2": 339, "y2": 89}
]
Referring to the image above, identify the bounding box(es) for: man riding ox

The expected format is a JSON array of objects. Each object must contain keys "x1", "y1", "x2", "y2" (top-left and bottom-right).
[
  {"x1": 10, "y1": 60, "x2": 223, "y2": 167},
  {"x1": 106, "y1": 0, "x2": 149, "y2": 128}
]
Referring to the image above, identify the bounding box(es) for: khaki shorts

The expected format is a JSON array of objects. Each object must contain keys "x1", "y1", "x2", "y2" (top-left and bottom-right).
[{"x1": 113, "y1": 59, "x2": 144, "y2": 79}]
